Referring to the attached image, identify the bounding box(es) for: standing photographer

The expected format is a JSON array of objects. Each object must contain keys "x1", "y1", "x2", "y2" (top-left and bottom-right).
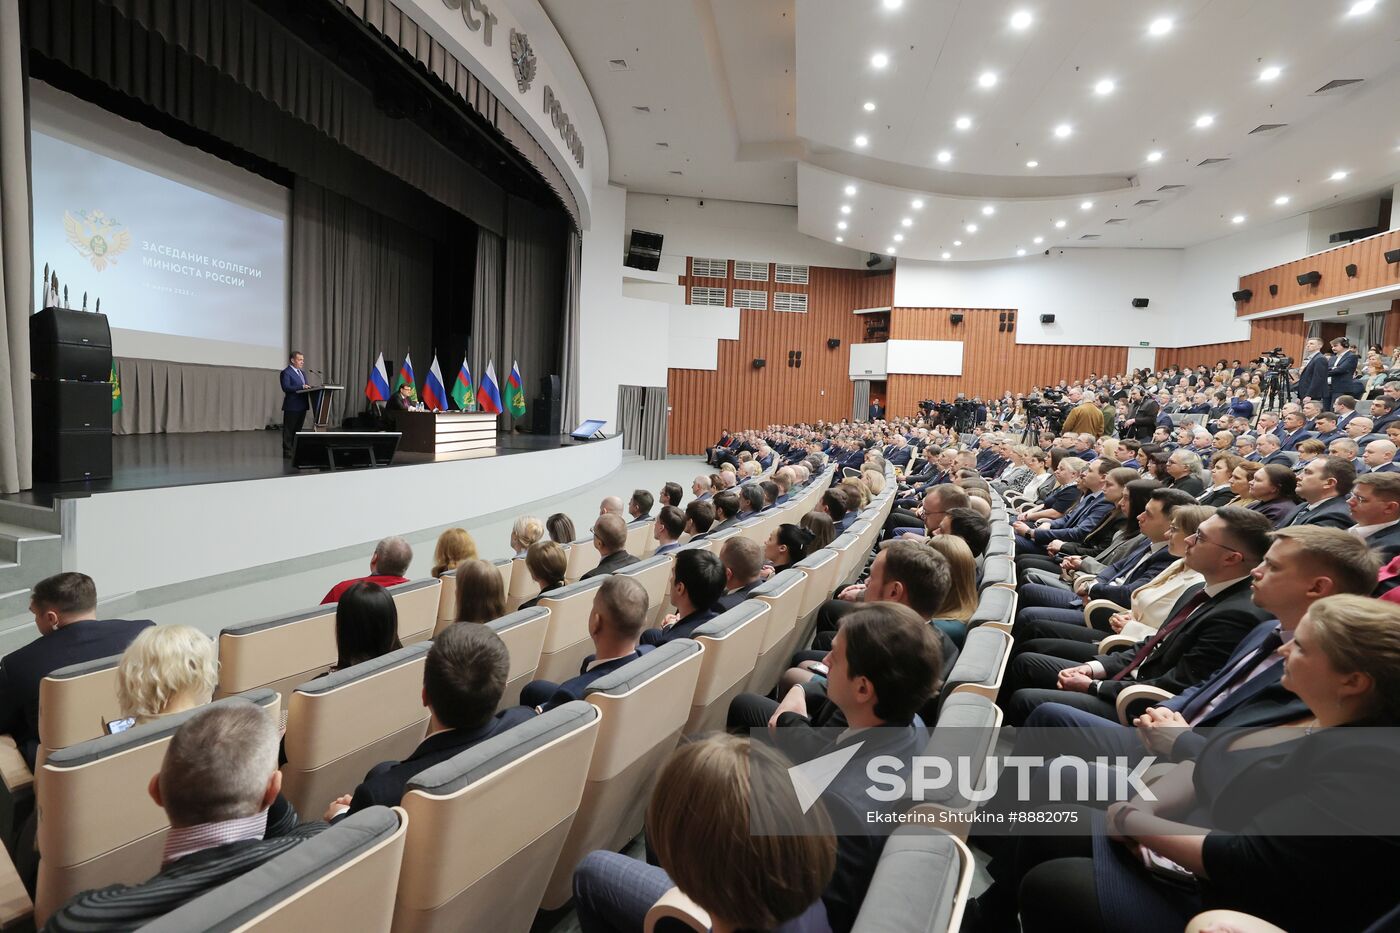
[{"x1": 1127, "y1": 387, "x2": 1159, "y2": 440}]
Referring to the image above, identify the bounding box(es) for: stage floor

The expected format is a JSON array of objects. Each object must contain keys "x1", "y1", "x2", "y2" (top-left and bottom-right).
[{"x1": 6, "y1": 430, "x2": 597, "y2": 506}]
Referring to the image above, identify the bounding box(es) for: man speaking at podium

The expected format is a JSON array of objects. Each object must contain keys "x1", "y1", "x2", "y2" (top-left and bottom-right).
[{"x1": 280, "y1": 350, "x2": 311, "y2": 458}]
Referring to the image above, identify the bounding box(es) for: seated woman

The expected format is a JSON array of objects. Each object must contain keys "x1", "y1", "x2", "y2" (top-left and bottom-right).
[
  {"x1": 1226, "y1": 461, "x2": 1261, "y2": 509},
  {"x1": 430, "y1": 527, "x2": 476, "y2": 579},
  {"x1": 453, "y1": 558, "x2": 507, "y2": 624},
  {"x1": 545, "y1": 512, "x2": 576, "y2": 545},
  {"x1": 1246, "y1": 463, "x2": 1299, "y2": 526},
  {"x1": 1292, "y1": 437, "x2": 1326, "y2": 474},
  {"x1": 518, "y1": 540, "x2": 568, "y2": 611},
  {"x1": 573, "y1": 734, "x2": 836, "y2": 933},
  {"x1": 980, "y1": 594, "x2": 1400, "y2": 933},
  {"x1": 760, "y1": 523, "x2": 817, "y2": 580},
  {"x1": 1017, "y1": 467, "x2": 1138, "y2": 580},
  {"x1": 923, "y1": 534, "x2": 979, "y2": 648},
  {"x1": 799, "y1": 511, "x2": 835, "y2": 553},
  {"x1": 1200, "y1": 452, "x2": 1241, "y2": 507},
  {"x1": 330, "y1": 581, "x2": 402, "y2": 671},
  {"x1": 1018, "y1": 455, "x2": 1085, "y2": 524},
  {"x1": 509, "y1": 515, "x2": 545, "y2": 558},
  {"x1": 115, "y1": 625, "x2": 219, "y2": 726}
]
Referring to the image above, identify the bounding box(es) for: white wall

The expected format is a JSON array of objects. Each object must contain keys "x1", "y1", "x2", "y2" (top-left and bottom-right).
[
  {"x1": 1306, "y1": 198, "x2": 1384, "y2": 254},
  {"x1": 667, "y1": 305, "x2": 740, "y2": 370},
  {"x1": 1176, "y1": 214, "x2": 1311, "y2": 346}
]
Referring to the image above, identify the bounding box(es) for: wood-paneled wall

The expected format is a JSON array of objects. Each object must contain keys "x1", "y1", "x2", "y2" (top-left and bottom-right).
[
  {"x1": 666, "y1": 266, "x2": 893, "y2": 453},
  {"x1": 1235, "y1": 229, "x2": 1400, "y2": 316},
  {"x1": 1154, "y1": 314, "x2": 1308, "y2": 370},
  {"x1": 882, "y1": 308, "x2": 1128, "y2": 417}
]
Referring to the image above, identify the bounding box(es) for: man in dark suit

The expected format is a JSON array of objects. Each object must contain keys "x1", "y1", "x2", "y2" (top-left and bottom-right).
[
  {"x1": 1371, "y1": 397, "x2": 1400, "y2": 433},
  {"x1": 1276, "y1": 410, "x2": 1314, "y2": 452},
  {"x1": 651, "y1": 506, "x2": 686, "y2": 556},
  {"x1": 641, "y1": 549, "x2": 725, "y2": 646},
  {"x1": 1014, "y1": 459, "x2": 1116, "y2": 555},
  {"x1": 1256, "y1": 433, "x2": 1292, "y2": 466},
  {"x1": 884, "y1": 436, "x2": 912, "y2": 468},
  {"x1": 1279, "y1": 456, "x2": 1356, "y2": 529},
  {"x1": 47, "y1": 702, "x2": 323, "y2": 930},
  {"x1": 385, "y1": 381, "x2": 415, "y2": 411},
  {"x1": 1001, "y1": 507, "x2": 1273, "y2": 725},
  {"x1": 1348, "y1": 472, "x2": 1400, "y2": 560},
  {"x1": 1311, "y1": 412, "x2": 1344, "y2": 445},
  {"x1": 1129, "y1": 389, "x2": 1160, "y2": 440},
  {"x1": 1333, "y1": 393, "x2": 1361, "y2": 432},
  {"x1": 1363, "y1": 439, "x2": 1400, "y2": 474},
  {"x1": 579, "y1": 514, "x2": 639, "y2": 580},
  {"x1": 0, "y1": 573, "x2": 152, "y2": 767},
  {"x1": 714, "y1": 537, "x2": 765, "y2": 611},
  {"x1": 279, "y1": 351, "x2": 311, "y2": 457},
  {"x1": 521, "y1": 576, "x2": 651, "y2": 713},
  {"x1": 331, "y1": 623, "x2": 533, "y2": 818},
  {"x1": 705, "y1": 494, "x2": 739, "y2": 534},
  {"x1": 1293, "y1": 337, "x2": 1329, "y2": 402},
  {"x1": 627, "y1": 490, "x2": 654, "y2": 524},
  {"x1": 1326, "y1": 338, "x2": 1363, "y2": 405}
]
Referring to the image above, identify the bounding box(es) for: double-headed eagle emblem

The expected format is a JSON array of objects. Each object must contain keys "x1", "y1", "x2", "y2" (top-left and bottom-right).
[
  {"x1": 511, "y1": 28, "x2": 537, "y2": 94},
  {"x1": 63, "y1": 209, "x2": 131, "y2": 272}
]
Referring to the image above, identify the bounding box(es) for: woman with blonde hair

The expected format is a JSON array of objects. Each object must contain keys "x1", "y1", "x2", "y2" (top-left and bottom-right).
[
  {"x1": 861, "y1": 468, "x2": 886, "y2": 496},
  {"x1": 924, "y1": 534, "x2": 978, "y2": 647},
  {"x1": 840, "y1": 476, "x2": 871, "y2": 509},
  {"x1": 430, "y1": 527, "x2": 477, "y2": 578},
  {"x1": 453, "y1": 558, "x2": 507, "y2": 624},
  {"x1": 115, "y1": 625, "x2": 219, "y2": 725},
  {"x1": 509, "y1": 515, "x2": 544, "y2": 558}
]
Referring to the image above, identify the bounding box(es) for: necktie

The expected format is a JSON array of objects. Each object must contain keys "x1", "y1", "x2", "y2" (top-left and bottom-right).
[
  {"x1": 1182, "y1": 630, "x2": 1284, "y2": 721},
  {"x1": 1112, "y1": 588, "x2": 1210, "y2": 681}
]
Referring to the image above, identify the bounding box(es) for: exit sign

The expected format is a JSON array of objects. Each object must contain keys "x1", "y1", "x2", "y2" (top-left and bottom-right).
[{"x1": 1139, "y1": 341, "x2": 1150, "y2": 347}]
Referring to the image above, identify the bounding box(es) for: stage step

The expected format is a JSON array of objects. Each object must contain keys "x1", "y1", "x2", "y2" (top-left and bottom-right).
[{"x1": 0, "y1": 523, "x2": 62, "y2": 599}]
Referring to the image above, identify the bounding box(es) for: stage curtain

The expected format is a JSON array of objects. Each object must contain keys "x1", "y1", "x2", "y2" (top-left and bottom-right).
[
  {"x1": 113, "y1": 358, "x2": 282, "y2": 435},
  {"x1": 639, "y1": 387, "x2": 668, "y2": 460},
  {"x1": 501, "y1": 196, "x2": 565, "y2": 432},
  {"x1": 617, "y1": 385, "x2": 643, "y2": 456},
  {"x1": 852, "y1": 379, "x2": 871, "y2": 422},
  {"x1": 0, "y1": 0, "x2": 32, "y2": 493},
  {"x1": 290, "y1": 180, "x2": 434, "y2": 426},
  {"x1": 470, "y1": 227, "x2": 504, "y2": 406},
  {"x1": 560, "y1": 229, "x2": 582, "y2": 432}
]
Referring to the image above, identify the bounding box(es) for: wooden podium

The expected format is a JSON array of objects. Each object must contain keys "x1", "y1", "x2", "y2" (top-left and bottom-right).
[
  {"x1": 387, "y1": 410, "x2": 498, "y2": 454},
  {"x1": 296, "y1": 385, "x2": 344, "y2": 430}
]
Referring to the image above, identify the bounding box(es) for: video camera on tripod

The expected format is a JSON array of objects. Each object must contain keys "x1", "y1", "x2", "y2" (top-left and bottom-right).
[
  {"x1": 1252, "y1": 347, "x2": 1295, "y2": 407},
  {"x1": 1252, "y1": 347, "x2": 1294, "y2": 375}
]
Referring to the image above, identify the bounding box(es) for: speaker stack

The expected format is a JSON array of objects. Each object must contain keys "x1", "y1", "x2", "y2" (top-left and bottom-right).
[
  {"x1": 531, "y1": 373, "x2": 563, "y2": 436},
  {"x1": 30, "y1": 308, "x2": 114, "y2": 483}
]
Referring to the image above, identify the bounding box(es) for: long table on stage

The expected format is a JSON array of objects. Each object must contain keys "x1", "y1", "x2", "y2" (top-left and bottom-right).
[{"x1": 387, "y1": 411, "x2": 499, "y2": 454}]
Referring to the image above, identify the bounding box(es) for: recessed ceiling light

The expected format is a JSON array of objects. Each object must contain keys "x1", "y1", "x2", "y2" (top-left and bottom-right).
[
  {"x1": 1026, "y1": 160, "x2": 1039, "y2": 168},
  {"x1": 1231, "y1": 214, "x2": 1246, "y2": 224},
  {"x1": 978, "y1": 71, "x2": 998, "y2": 88},
  {"x1": 1330, "y1": 169, "x2": 1349, "y2": 181},
  {"x1": 837, "y1": 221, "x2": 848, "y2": 230},
  {"x1": 911, "y1": 198, "x2": 925, "y2": 209},
  {"x1": 844, "y1": 184, "x2": 857, "y2": 196},
  {"x1": 863, "y1": 101, "x2": 877, "y2": 112},
  {"x1": 1094, "y1": 79, "x2": 1116, "y2": 96},
  {"x1": 893, "y1": 233, "x2": 905, "y2": 242},
  {"x1": 1054, "y1": 123, "x2": 1073, "y2": 138},
  {"x1": 966, "y1": 223, "x2": 979, "y2": 233},
  {"x1": 1010, "y1": 10, "x2": 1033, "y2": 29},
  {"x1": 981, "y1": 205, "x2": 996, "y2": 216},
  {"x1": 1348, "y1": 0, "x2": 1377, "y2": 14},
  {"x1": 887, "y1": 247, "x2": 897, "y2": 255},
  {"x1": 1148, "y1": 17, "x2": 1173, "y2": 36},
  {"x1": 1146, "y1": 150, "x2": 1163, "y2": 162},
  {"x1": 1033, "y1": 236, "x2": 1044, "y2": 244},
  {"x1": 953, "y1": 240, "x2": 963, "y2": 246},
  {"x1": 840, "y1": 204, "x2": 852, "y2": 214},
  {"x1": 1274, "y1": 195, "x2": 1291, "y2": 206},
  {"x1": 1259, "y1": 65, "x2": 1281, "y2": 82},
  {"x1": 1080, "y1": 200, "x2": 1094, "y2": 210},
  {"x1": 835, "y1": 236, "x2": 844, "y2": 243},
  {"x1": 1054, "y1": 219, "x2": 1067, "y2": 228},
  {"x1": 936, "y1": 149, "x2": 953, "y2": 164},
  {"x1": 870, "y1": 52, "x2": 889, "y2": 69},
  {"x1": 1195, "y1": 114, "x2": 1215, "y2": 128},
  {"x1": 1017, "y1": 248, "x2": 1027, "y2": 256},
  {"x1": 901, "y1": 217, "x2": 913, "y2": 227},
  {"x1": 853, "y1": 134, "x2": 869, "y2": 147},
  {"x1": 882, "y1": 0, "x2": 903, "y2": 9},
  {"x1": 942, "y1": 251, "x2": 952, "y2": 259},
  {"x1": 955, "y1": 115, "x2": 973, "y2": 130}
]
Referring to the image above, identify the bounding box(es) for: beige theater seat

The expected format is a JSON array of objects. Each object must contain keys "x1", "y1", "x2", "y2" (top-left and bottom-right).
[
  {"x1": 147, "y1": 806, "x2": 408, "y2": 933},
  {"x1": 731, "y1": 516, "x2": 768, "y2": 549},
  {"x1": 836, "y1": 521, "x2": 873, "y2": 586},
  {"x1": 789, "y1": 548, "x2": 840, "y2": 649},
  {"x1": 434, "y1": 573, "x2": 458, "y2": 630},
  {"x1": 492, "y1": 556, "x2": 513, "y2": 596},
  {"x1": 505, "y1": 557, "x2": 540, "y2": 612},
  {"x1": 541, "y1": 640, "x2": 705, "y2": 909},
  {"x1": 280, "y1": 645, "x2": 432, "y2": 819},
  {"x1": 487, "y1": 607, "x2": 551, "y2": 709},
  {"x1": 683, "y1": 601, "x2": 767, "y2": 735},
  {"x1": 217, "y1": 606, "x2": 338, "y2": 701},
  {"x1": 744, "y1": 569, "x2": 808, "y2": 695},
  {"x1": 850, "y1": 827, "x2": 975, "y2": 933},
  {"x1": 390, "y1": 579, "x2": 442, "y2": 645},
  {"x1": 34, "y1": 690, "x2": 281, "y2": 926},
  {"x1": 533, "y1": 578, "x2": 607, "y2": 685},
  {"x1": 564, "y1": 536, "x2": 601, "y2": 582},
  {"x1": 613, "y1": 554, "x2": 674, "y2": 619},
  {"x1": 624, "y1": 520, "x2": 655, "y2": 559},
  {"x1": 392, "y1": 702, "x2": 601, "y2": 932}
]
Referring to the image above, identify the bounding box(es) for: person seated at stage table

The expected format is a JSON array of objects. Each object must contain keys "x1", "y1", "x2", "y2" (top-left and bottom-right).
[
  {"x1": 0, "y1": 572, "x2": 152, "y2": 767},
  {"x1": 641, "y1": 549, "x2": 725, "y2": 646},
  {"x1": 580, "y1": 514, "x2": 640, "y2": 580},
  {"x1": 115, "y1": 625, "x2": 219, "y2": 727},
  {"x1": 521, "y1": 576, "x2": 652, "y2": 713},
  {"x1": 325, "y1": 623, "x2": 534, "y2": 820},
  {"x1": 628, "y1": 489, "x2": 654, "y2": 524},
  {"x1": 331, "y1": 582, "x2": 401, "y2": 671},
  {"x1": 684, "y1": 499, "x2": 717, "y2": 540},
  {"x1": 46, "y1": 702, "x2": 322, "y2": 932},
  {"x1": 430, "y1": 527, "x2": 477, "y2": 579},
  {"x1": 321, "y1": 536, "x2": 412, "y2": 604},
  {"x1": 652, "y1": 506, "x2": 686, "y2": 556},
  {"x1": 509, "y1": 515, "x2": 544, "y2": 559},
  {"x1": 452, "y1": 558, "x2": 507, "y2": 625},
  {"x1": 545, "y1": 512, "x2": 576, "y2": 545},
  {"x1": 800, "y1": 510, "x2": 836, "y2": 552},
  {"x1": 385, "y1": 381, "x2": 418, "y2": 411},
  {"x1": 519, "y1": 541, "x2": 568, "y2": 611}
]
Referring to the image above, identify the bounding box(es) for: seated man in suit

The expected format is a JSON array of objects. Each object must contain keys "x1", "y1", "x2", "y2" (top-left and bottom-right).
[
  {"x1": 520, "y1": 576, "x2": 651, "y2": 713},
  {"x1": 1328, "y1": 436, "x2": 1367, "y2": 475},
  {"x1": 714, "y1": 537, "x2": 766, "y2": 611},
  {"x1": 321, "y1": 536, "x2": 412, "y2": 604},
  {"x1": 1277, "y1": 409, "x2": 1313, "y2": 451},
  {"x1": 641, "y1": 548, "x2": 725, "y2": 646},
  {"x1": 1345, "y1": 414, "x2": 1377, "y2": 443},
  {"x1": 598, "y1": 496, "x2": 625, "y2": 518},
  {"x1": 690, "y1": 475, "x2": 712, "y2": 502},
  {"x1": 772, "y1": 468, "x2": 796, "y2": 504},
  {"x1": 651, "y1": 505, "x2": 686, "y2": 555},
  {"x1": 1256, "y1": 432, "x2": 1291, "y2": 466},
  {"x1": 0, "y1": 573, "x2": 153, "y2": 769},
  {"x1": 1363, "y1": 439, "x2": 1400, "y2": 474},
  {"x1": 627, "y1": 489, "x2": 653, "y2": 524},
  {"x1": 684, "y1": 498, "x2": 718, "y2": 540},
  {"x1": 759, "y1": 480, "x2": 781, "y2": 511},
  {"x1": 1013, "y1": 458, "x2": 1116, "y2": 555},
  {"x1": 709, "y1": 492, "x2": 740, "y2": 533},
  {"x1": 821, "y1": 488, "x2": 856, "y2": 534},
  {"x1": 1311, "y1": 411, "x2": 1343, "y2": 445},
  {"x1": 48, "y1": 702, "x2": 323, "y2": 929},
  {"x1": 579, "y1": 514, "x2": 639, "y2": 580},
  {"x1": 328, "y1": 623, "x2": 533, "y2": 818},
  {"x1": 385, "y1": 381, "x2": 416, "y2": 411},
  {"x1": 1348, "y1": 471, "x2": 1400, "y2": 559},
  {"x1": 737, "y1": 484, "x2": 767, "y2": 519},
  {"x1": 1279, "y1": 455, "x2": 1357, "y2": 529}
]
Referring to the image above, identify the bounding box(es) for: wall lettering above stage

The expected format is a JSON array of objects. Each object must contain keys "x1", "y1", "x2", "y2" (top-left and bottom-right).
[
  {"x1": 442, "y1": 0, "x2": 498, "y2": 45},
  {"x1": 543, "y1": 86, "x2": 585, "y2": 168}
]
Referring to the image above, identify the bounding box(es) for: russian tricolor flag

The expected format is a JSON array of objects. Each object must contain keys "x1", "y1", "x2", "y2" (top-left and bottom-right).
[
  {"x1": 477, "y1": 359, "x2": 503, "y2": 414},
  {"x1": 395, "y1": 352, "x2": 416, "y2": 400},
  {"x1": 364, "y1": 352, "x2": 391, "y2": 402},
  {"x1": 421, "y1": 354, "x2": 448, "y2": 411}
]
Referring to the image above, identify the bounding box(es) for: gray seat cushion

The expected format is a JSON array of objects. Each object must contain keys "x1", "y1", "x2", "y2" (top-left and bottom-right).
[
  {"x1": 969, "y1": 587, "x2": 1015, "y2": 629},
  {"x1": 692, "y1": 600, "x2": 766, "y2": 639},
  {"x1": 294, "y1": 643, "x2": 430, "y2": 697},
  {"x1": 488, "y1": 606, "x2": 550, "y2": 634},
  {"x1": 751, "y1": 568, "x2": 805, "y2": 599},
  {"x1": 922, "y1": 694, "x2": 999, "y2": 809},
  {"x1": 585, "y1": 640, "x2": 702, "y2": 697},
  {"x1": 851, "y1": 826, "x2": 964, "y2": 933},
  {"x1": 943, "y1": 627, "x2": 1006, "y2": 692},
  {"x1": 538, "y1": 577, "x2": 606, "y2": 601},
  {"x1": 978, "y1": 556, "x2": 1012, "y2": 590}
]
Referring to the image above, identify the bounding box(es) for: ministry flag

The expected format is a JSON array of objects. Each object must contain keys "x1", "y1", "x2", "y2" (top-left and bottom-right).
[
  {"x1": 111, "y1": 363, "x2": 122, "y2": 414},
  {"x1": 477, "y1": 359, "x2": 503, "y2": 414},
  {"x1": 364, "y1": 352, "x2": 391, "y2": 402},
  {"x1": 422, "y1": 354, "x2": 448, "y2": 411},
  {"x1": 506, "y1": 361, "x2": 527, "y2": 418},
  {"x1": 394, "y1": 352, "x2": 417, "y2": 400},
  {"x1": 451, "y1": 358, "x2": 476, "y2": 411}
]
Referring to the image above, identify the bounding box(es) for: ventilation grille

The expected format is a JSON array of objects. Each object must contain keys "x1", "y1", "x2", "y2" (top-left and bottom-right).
[
  {"x1": 1158, "y1": 184, "x2": 1186, "y2": 191},
  {"x1": 775, "y1": 263, "x2": 810, "y2": 284},
  {"x1": 733, "y1": 260, "x2": 770, "y2": 281},
  {"x1": 608, "y1": 59, "x2": 630, "y2": 71},
  {"x1": 689, "y1": 286, "x2": 728, "y2": 307},
  {"x1": 1313, "y1": 78, "x2": 1363, "y2": 94},
  {"x1": 690, "y1": 257, "x2": 728, "y2": 278},
  {"x1": 1198, "y1": 158, "x2": 1230, "y2": 167},
  {"x1": 1134, "y1": 199, "x2": 1159, "y2": 207},
  {"x1": 654, "y1": 142, "x2": 670, "y2": 149},
  {"x1": 668, "y1": 170, "x2": 684, "y2": 175},
  {"x1": 1104, "y1": 218, "x2": 1127, "y2": 224},
  {"x1": 732, "y1": 289, "x2": 769, "y2": 310},
  {"x1": 774, "y1": 292, "x2": 808, "y2": 313},
  {"x1": 1249, "y1": 123, "x2": 1287, "y2": 134},
  {"x1": 1078, "y1": 234, "x2": 1101, "y2": 240},
  {"x1": 632, "y1": 105, "x2": 651, "y2": 113}
]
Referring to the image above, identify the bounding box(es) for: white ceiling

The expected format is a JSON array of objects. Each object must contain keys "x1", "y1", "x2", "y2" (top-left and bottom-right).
[{"x1": 542, "y1": 0, "x2": 1400, "y2": 260}]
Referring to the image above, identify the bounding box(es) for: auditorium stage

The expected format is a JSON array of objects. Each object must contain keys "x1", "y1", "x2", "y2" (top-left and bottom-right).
[{"x1": 5, "y1": 430, "x2": 626, "y2": 598}]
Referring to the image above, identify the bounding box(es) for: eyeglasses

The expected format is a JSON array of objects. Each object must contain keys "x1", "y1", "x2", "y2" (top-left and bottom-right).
[{"x1": 1186, "y1": 530, "x2": 1241, "y2": 554}]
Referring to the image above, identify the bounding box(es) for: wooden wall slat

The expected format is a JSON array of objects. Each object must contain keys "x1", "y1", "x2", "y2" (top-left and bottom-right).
[{"x1": 1234, "y1": 229, "x2": 1400, "y2": 317}]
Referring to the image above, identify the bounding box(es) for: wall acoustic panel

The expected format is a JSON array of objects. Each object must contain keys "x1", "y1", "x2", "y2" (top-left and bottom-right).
[
  {"x1": 848, "y1": 342, "x2": 887, "y2": 379},
  {"x1": 886, "y1": 340, "x2": 963, "y2": 376}
]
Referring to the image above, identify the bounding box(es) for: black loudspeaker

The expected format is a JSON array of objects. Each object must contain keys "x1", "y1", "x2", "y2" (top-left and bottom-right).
[
  {"x1": 532, "y1": 396, "x2": 563, "y2": 435},
  {"x1": 1346, "y1": 263, "x2": 1359, "y2": 277},
  {"x1": 1132, "y1": 298, "x2": 1150, "y2": 308},
  {"x1": 32, "y1": 427, "x2": 112, "y2": 483},
  {"x1": 1385, "y1": 248, "x2": 1400, "y2": 264},
  {"x1": 539, "y1": 374, "x2": 562, "y2": 400},
  {"x1": 624, "y1": 229, "x2": 664, "y2": 271},
  {"x1": 30, "y1": 308, "x2": 112, "y2": 381},
  {"x1": 1297, "y1": 271, "x2": 1321, "y2": 286},
  {"x1": 752, "y1": 358, "x2": 766, "y2": 369},
  {"x1": 1269, "y1": 284, "x2": 1279, "y2": 296},
  {"x1": 32, "y1": 381, "x2": 111, "y2": 431},
  {"x1": 1040, "y1": 314, "x2": 1056, "y2": 324},
  {"x1": 827, "y1": 338, "x2": 841, "y2": 349},
  {"x1": 1232, "y1": 289, "x2": 1253, "y2": 303},
  {"x1": 950, "y1": 313, "x2": 964, "y2": 325}
]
